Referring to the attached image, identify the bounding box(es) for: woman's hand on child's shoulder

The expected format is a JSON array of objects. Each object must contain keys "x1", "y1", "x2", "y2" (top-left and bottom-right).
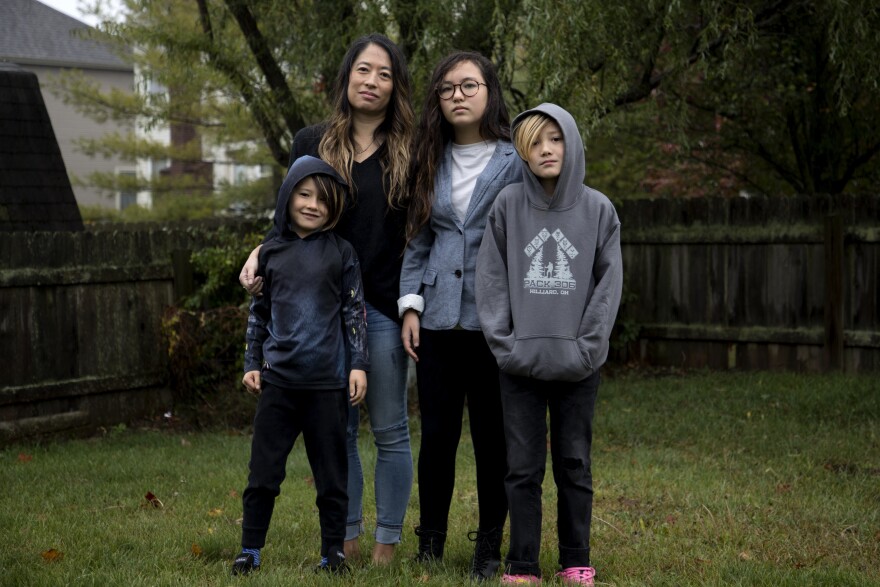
[
  {"x1": 243, "y1": 371, "x2": 261, "y2": 395},
  {"x1": 349, "y1": 369, "x2": 367, "y2": 405},
  {"x1": 239, "y1": 245, "x2": 264, "y2": 296}
]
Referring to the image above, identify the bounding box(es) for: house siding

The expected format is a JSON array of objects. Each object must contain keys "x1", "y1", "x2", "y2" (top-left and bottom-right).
[{"x1": 29, "y1": 64, "x2": 134, "y2": 209}]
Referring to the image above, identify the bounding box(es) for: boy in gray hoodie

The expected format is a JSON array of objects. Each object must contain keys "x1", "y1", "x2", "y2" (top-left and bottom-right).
[{"x1": 476, "y1": 103, "x2": 622, "y2": 585}]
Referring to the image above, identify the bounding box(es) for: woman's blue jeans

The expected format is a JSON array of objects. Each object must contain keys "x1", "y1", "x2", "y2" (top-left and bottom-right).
[{"x1": 345, "y1": 303, "x2": 413, "y2": 543}]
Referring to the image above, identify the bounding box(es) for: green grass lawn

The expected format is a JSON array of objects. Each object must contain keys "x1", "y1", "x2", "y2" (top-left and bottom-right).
[{"x1": 1, "y1": 370, "x2": 878, "y2": 586}]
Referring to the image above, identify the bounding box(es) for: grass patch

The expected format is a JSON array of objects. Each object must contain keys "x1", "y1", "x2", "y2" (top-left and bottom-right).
[{"x1": 2, "y1": 370, "x2": 878, "y2": 586}]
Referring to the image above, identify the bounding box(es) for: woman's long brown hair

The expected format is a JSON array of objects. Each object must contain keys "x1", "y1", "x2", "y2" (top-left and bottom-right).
[{"x1": 318, "y1": 33, "x2": 414, "y2": 209}]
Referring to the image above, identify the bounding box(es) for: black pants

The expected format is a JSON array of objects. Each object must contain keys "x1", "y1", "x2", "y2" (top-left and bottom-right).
[
  {"x1": 500, "y1": 370, "x2": 600, "y2": 575},
  {"x1": 416, "y1": 328, "x2": 508, "y2": 533},
  {"x1": 241, "y1": 382, "x2": 348, "y2": 557}
]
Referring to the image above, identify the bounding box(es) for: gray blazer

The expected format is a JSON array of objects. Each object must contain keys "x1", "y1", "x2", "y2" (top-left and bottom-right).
[{"x1": 399, "y1": 140, "x2": 522, "y2": 330}]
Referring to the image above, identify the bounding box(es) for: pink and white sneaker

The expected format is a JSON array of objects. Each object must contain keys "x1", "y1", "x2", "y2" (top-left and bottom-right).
[
  {"x1": 501, "y1": 573, "x2": 542, "y2": 584},
  {"x1": 555, "y1": 566, "x2": 596, "y2": 585}
]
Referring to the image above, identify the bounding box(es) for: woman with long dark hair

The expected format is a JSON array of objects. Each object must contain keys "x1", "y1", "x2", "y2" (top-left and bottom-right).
[{"x1": 240, "y1": 33, "x2": 414, "y2": 565}]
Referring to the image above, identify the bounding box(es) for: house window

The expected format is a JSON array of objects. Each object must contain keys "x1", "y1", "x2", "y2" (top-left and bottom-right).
[
  {"x1": 116, "y1": 169, "x2": 137, "y2": 210},
  {"x1": 151, "y1": 158, "x2": 170, "y2": 179},
  {"x1": 235, "y1": 164, "x2": 248, "y2": 185}
]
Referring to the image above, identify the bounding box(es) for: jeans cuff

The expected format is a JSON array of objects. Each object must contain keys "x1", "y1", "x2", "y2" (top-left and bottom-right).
[
  {"x1": 374, "y1": 524, "x2": 403, "y2": 545},
  {"x1": 345, "y1": 521, "x2": 363, "y2": 541},
  {"x1": 241, "y1": 528, "x2": 267, "y2": 549},
  {"x1": 559, "y1": 545, "x2": 590, "y2": 569},
  {"x1": 505, "y1": 558, "x2": 541, "y2": 576}
]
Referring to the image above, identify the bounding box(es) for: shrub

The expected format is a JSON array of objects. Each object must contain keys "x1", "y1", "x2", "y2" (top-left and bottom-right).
[
  {"x1": 162, "y1": 226, "x2": 265, "y2": 429},
  {"x1": 162, "y1": 306, "x2": 254, "y2": 429}
]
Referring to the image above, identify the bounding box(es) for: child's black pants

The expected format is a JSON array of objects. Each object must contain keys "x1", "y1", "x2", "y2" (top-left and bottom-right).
[{"x1": 241, "y1": 381, "x2": 348, "y2": 557}]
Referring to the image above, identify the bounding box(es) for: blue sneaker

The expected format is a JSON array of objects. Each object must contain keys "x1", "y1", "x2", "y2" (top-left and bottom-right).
[
  {"x1": 231, "y1": 552, "x2": 259, "y2": 576},
  {"x1": 316, "y1": 549, "x2": 348, "y2": 574}
]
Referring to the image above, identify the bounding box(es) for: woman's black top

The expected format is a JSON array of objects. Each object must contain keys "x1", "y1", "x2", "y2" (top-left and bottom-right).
[{"x1": 272, "y1": 124, "x2": 406, "y2": 324}]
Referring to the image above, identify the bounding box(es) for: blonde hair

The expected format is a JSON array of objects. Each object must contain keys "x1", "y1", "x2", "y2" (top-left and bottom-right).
[{"x1": 513, "y1": 113, "x2": 555, "y2": 161}]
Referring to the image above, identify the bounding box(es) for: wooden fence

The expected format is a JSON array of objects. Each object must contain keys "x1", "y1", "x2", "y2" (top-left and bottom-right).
[
  {"x1": 0, "y1": 221, "x2": 258, "y2": 443},
  {"x1": 0, "y1": 196, "x2": 877, "y2": 443},
  {"x1": 618, "y1": 194, "x2": 880, "y2": 371}
]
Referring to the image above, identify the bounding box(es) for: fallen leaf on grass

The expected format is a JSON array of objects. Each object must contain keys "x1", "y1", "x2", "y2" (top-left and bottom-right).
[
  {"x1": 617, "y1": 497, "x2": 640, "y2": 509},
  {"x1": 664, "y1": 515, "x2": 677, "y2": 525},
  {"x1": 229, "y1": 489, "x2": 239, "y2": 498},
  {"x1": 41, "y1": 549, "x2": 63, "y2": 562},
  {"x1": 775, "y1": 483, "x2": 792, "y2": 494},
  {"x1": 739, "y1": 551, "x2": 752, "y2": 561},
  {"x1": 191, "y1": 543, "x2": 203, "y2": 557},
  {"x1": 144, "y1": 491, "x2": 164, "y2": 508},
  {"x1": 304, "y1": 476, "x2": 314, "y2": 487},
  {"x1": 18, "y1": 453, "x2": 33, "y2": 463},
  {"x1": 824, "y1": 461, "x2": 859, "y2": 475},
  {"x1": 208, "y1": 508, "x2": 223, "y2": 517}
]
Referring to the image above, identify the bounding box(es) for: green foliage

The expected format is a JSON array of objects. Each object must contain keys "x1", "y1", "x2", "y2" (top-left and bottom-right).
[
  {"x1": 214, "y1": 174, "x2": 278, "y2": 212},
  {"x1": 2, "y1": 371, "x2": 878, "y2": 585},
  {"x1": 184, "y1": 226, "x2": 264, "y2": 310},
  {"x1": 161, "y1": 305, "x2": 253, "y2": 430},
  {"x1": 78, "y1": 193, "x2": 234, "y2": 223},
  {"x1": 64, "y1": 0, "x2": 880, "y2": 200},
  {"x1": 159, "y1": 227, "x2": 265, "y2": 428}
]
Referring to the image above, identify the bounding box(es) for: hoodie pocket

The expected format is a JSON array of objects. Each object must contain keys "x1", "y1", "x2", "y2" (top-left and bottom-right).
[{"x1": 502, "y1": 336, "x2": 592, "y2": 382}]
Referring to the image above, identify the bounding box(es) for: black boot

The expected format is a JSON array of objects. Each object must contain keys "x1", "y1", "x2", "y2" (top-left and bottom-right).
[
  {"x1": 468, "y1": 527, "x2": 503, "y2": 581},
  {"x1": 414, "y1": 526, "x2": 446, "y2": 562}
]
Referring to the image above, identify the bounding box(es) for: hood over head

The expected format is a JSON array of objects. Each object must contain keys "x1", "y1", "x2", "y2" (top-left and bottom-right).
[
  {"x1": 274, "y1": 155, "x2": 348, "y2": 236},
  {"x1": 512, "y1": 103, "x2": 585, "y2": 210}
]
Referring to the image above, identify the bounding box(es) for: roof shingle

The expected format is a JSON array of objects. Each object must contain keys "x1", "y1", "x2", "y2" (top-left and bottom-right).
[{"x1": 0, "y1": 0, "x2": 131, "y2": 71}]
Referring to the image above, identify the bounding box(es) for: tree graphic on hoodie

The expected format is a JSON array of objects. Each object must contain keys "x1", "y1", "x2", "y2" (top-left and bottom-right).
[
  {"x1": 527, "y1": 247, "x2": 545, "y2": 279},
  {"x1": 554, "y1": 244, "x2": 572, "y2": 279}
]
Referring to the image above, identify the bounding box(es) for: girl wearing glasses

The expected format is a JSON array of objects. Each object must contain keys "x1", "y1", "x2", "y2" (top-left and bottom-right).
[{"x1": 399, "y1": 51, "x2": 522, "y2": 581}]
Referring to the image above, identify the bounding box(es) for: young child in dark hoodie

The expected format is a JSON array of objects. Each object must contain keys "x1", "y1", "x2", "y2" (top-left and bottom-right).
[
  {"x1": 232, "y1": 155, "x2": 369, "y2": 576},
  {"x1": 476, "y1": 104, "x2": 623, "y2": 585}
]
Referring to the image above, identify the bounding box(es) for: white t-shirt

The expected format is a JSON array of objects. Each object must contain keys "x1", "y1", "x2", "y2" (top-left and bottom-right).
[{"x1": 450, "y1": 140, "x2": 497, "y2": 222}]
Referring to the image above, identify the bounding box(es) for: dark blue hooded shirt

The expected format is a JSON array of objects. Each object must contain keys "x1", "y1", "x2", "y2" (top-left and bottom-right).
[{"x1": 244, "y1": 156, "x2": 369, "y2": 389}]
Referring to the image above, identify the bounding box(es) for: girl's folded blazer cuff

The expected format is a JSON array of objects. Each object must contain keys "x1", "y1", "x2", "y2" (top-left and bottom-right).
[{"x1": 397, "y1": 294, "x2": 425, "y2": 318}]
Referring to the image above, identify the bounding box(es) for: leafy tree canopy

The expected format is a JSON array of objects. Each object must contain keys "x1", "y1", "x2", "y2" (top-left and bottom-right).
[{"x1": 64, "y1": 0, "x2": 880, "y2": 209}]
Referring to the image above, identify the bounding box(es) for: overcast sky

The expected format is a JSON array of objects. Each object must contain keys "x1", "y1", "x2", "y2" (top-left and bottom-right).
[{"x1": 36, "y1": 0, "x2": 123, "y2": 27}]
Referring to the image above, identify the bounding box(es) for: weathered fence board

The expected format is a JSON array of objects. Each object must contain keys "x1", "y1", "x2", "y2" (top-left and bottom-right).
[
  {"x1": 0, "y1": 198, "x2": 877, "y2": 443},
  {"x1": 0, "y1": 220, "x2": 259, "y2": 443},
  {"x1": 619, "y1": 194, "x2": 879, "y2": 372}
]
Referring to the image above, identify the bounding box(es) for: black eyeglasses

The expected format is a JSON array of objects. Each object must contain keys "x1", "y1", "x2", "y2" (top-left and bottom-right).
[{"x1": 437, "y1": 80, "x2": 486, "y2": 100}]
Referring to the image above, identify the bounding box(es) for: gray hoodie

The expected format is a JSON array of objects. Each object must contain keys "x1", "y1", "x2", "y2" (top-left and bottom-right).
[{"x1": 475, "y1": 103, "x2": 623, "y2": 381}]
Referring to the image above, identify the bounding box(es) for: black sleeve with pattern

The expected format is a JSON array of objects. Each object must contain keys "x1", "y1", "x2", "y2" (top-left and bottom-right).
[{"x1": 340, "y1": 244, "x2": 370, "y2": 372}]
